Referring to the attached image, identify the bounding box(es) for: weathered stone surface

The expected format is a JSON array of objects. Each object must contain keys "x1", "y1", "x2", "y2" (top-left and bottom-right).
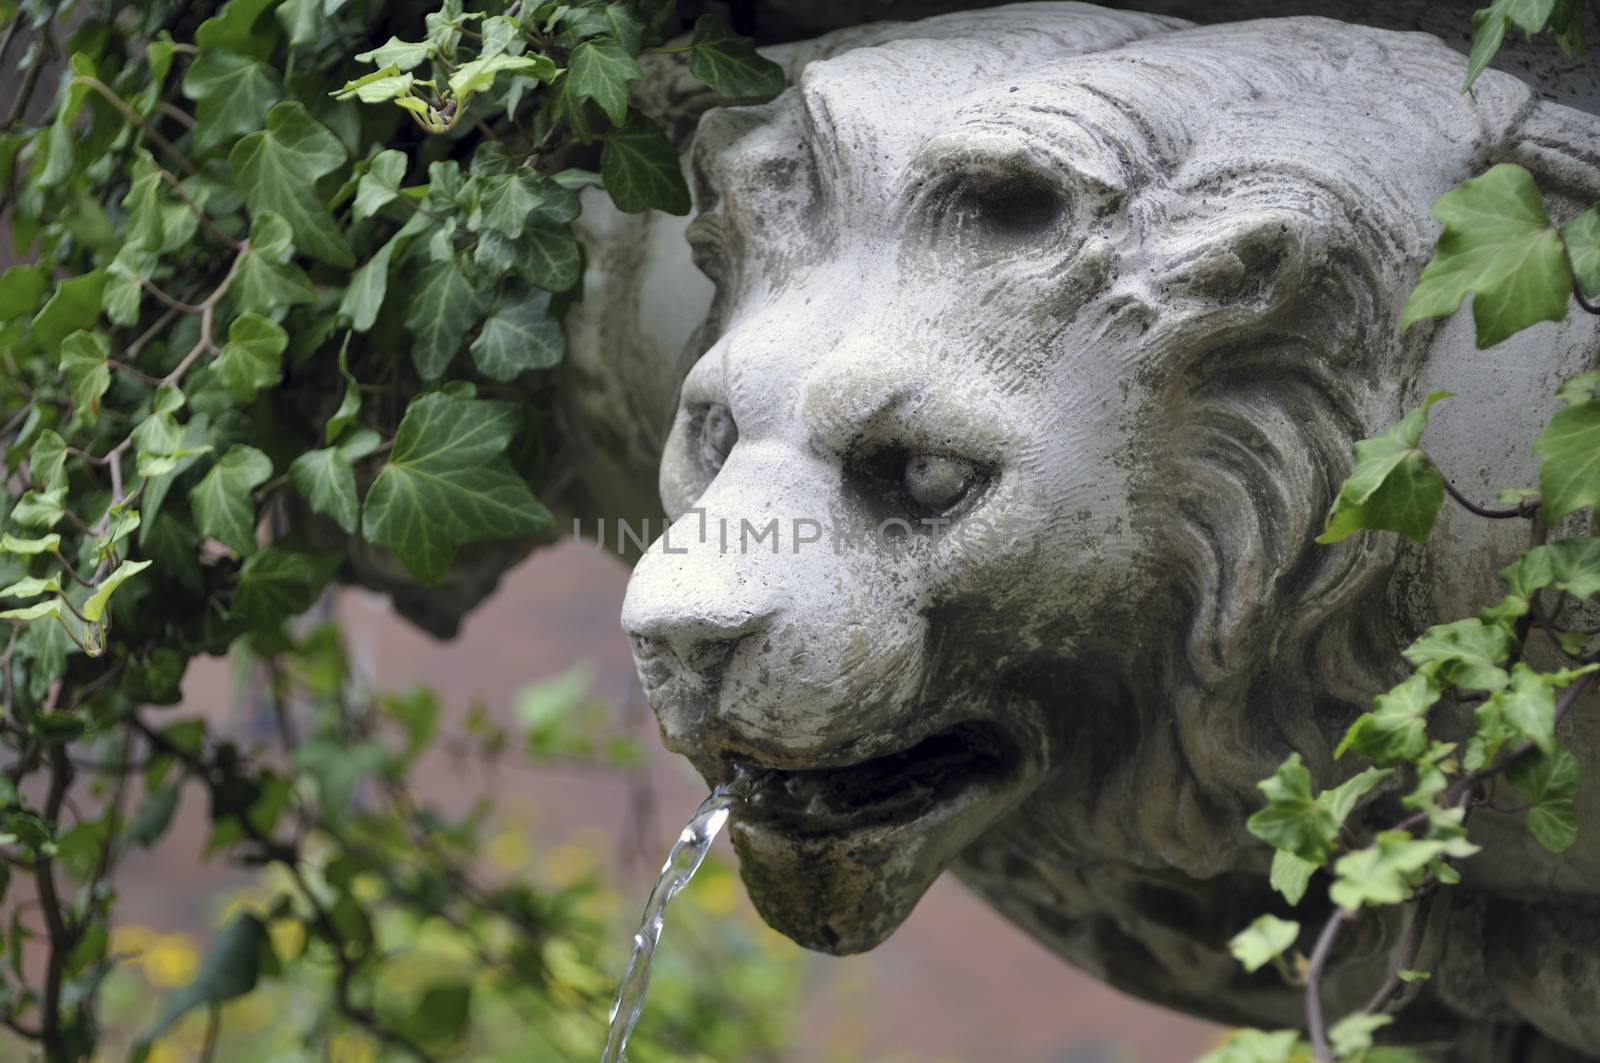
[{"x1": 604, "y1": 6, "x2": 1600, "y2": 1056}]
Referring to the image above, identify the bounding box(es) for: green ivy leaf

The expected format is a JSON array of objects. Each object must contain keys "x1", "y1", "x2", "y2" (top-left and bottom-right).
[
  {"x1": 404, "y1": 255, "x2": 488, "y2": 380},
  {"x1": 136, "y1": 913, "x2": 269, "y2": 1048},
  {"x1": 470, "y1": 292, "x2": 565, "y2": 380},
  {"x1": 232, "y1": 546, "x2": 341, "y2": 626},
  {"x1": 340, "y1": 235, "x2": 399, "y2": 332},
  {"x1": 601, "y1": 112, "x2": 690, "y2": 215},
  {"x1": 1336, "y1": 674, "x2": 1442, "y2": 766},
  {"x1": 1533, "y1": 373, "x2": 1600, "y2": 522},
  {"x1": 467, "y1": 171, "x2": 545, "y2": 237},
  {"x1": 1500, "y1": 537, "x2": 1600, "y2": 600},
  {"x1": 182, "y1": 50, "x2": 283, "y2": 150},
  {"x1": 212, "y1": 312, "x2": 287, "y2": 401},
  {"x1": 0, "y1": 575, "x2": 62, "y2": 600},
  {"x1": 688, "y1": 13, "x2": 786, "y2": 100},
  {"x1": 1402, "y1": 618, "x2": 1517, "y2": 692},
  {"x1": 1507, "y1": 745, "x2": 1580, "y2": 852},
  {"x1": 1195, "y1": 1029, "x2": 1305, "y2": 1063},
  {"x1": 361, "y1": 393, "x2": 552, "y2": 583},
  {"x1": 332, "y1": 65, "x2": 417, "y2": 105},
  {"x1": 1329, "y1": 830, "x2": 1477, "y2": 910},
  {"x1": 192, "y1": 445, "x2": 273, "y2": 555},
  {"x1": 1228, "y1": 914, "x2": 1300, "y2": 973},
  {"x1": 566, "y1": 38, "x2": 643, "y2": 126},
  {"x1": 1401, "y1": 164, "x2": 1569, "y2": 348},
  {"x1": 31, "y1": 271, "x2": 108, "y2": 354},
  {"x1": 1246, "y1": 754, "x2": 1338, "y2": 864},
  {"x1": 230, "y1": 102, "x2": 353, "y2": 267},
  {"x1": 1465, "y1": 0, "x2": 1556, "y2": 88},
  {"x1": 1329, "y1": 1013, "x2": 1393, "y2": 1058},
  {"x1": 1317, "y1": 392, "x2": 1450, "y2": 544},
  {"x1": 288, "y1": 428, "x2": 379, "y2": 534},
  {"x1": 353, "y1": 148, "x2": 407, "y2": 223},
  {"x1": 0, "y1": 264, "x2": 48, "y2": 323},
  {"x1": 59, "y1": 330, "x2": 111, "y2": 422},
  {"x1": 1269, "y1": 850, "x2": 1318, "y2": 906},
  {"x1": 234, "y1": 213, "x2": 318, "y2": 314},
  {"x1": 1562, "y1": 205, "x2": 1600, "y2": 299},
  {"x1": 10, "y1": 488, "x2": 67, "y2": 530},
  {"x1": 82, "y1": 559, "x2": 153, "y2": 623},
  {"x1": 325, "y1": 339, "x2": 361, "y2": 444},
  {"x1": 354, "y1": 37, "x2": 435, "y2": 72},
  {"x1": 447, "y1": 53, "x2": 556, "y2": 99},
  {"x1": 516, "y1": 221, "x2": 583, "y2": 291}
]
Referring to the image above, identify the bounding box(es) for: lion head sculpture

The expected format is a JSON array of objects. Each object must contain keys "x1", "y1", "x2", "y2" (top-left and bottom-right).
[{"x1": 602, "y1": 5, "x2": 1600, "y2": 1053}]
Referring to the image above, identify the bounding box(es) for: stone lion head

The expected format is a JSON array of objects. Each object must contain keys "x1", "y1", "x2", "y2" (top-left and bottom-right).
[{"x1": 616, "y1": 5, "x2": 1600, "y2": 1027}]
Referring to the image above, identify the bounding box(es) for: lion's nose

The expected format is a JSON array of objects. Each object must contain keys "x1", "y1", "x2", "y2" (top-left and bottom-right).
[{"x1": 625, "y1": 610, "x2": 772, "y2": 678}]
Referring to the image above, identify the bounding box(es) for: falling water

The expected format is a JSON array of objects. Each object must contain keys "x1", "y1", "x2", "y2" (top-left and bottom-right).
[{"x1": 600, "y1": 781, "x2": 741, "y2": 1062}]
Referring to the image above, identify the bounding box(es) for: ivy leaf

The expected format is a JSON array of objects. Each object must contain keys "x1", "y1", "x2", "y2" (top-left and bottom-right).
[
  {"x1": 82, "y1": 559, "x2": 153, "y2": 623},
  {"x1": 235, "y1": 213, "x2": 317, "y2": 314},
  {"x1": 232, "y1": 546, "x2": 341, "y2": 626},
  {"x1": 1329, "y1": 831, "x2": 1477, "y2": 910},
  {"x1": 1533, "y1": 373, "x2": 1600, "y2": 522},
  {"x1": 230, "y1": 102, "x2": 353, "y2": 267},
  {"x1": 1401, "y1": 164, "x2": 1569, "y2": 348},
  {"x1": 325, "y1": 339, "x2": 361, "y2": 444},
  {"x1": 1465, "y1": 0, "x2": 1556, "y2": 88},
  {"x1": 182, "y1": 50, "x2": 282, "y2": 150},
  {"x1": 1329, "y1": 1013, "x2": 1393, "y2": 1058},
  {"x1": 288, "y1": 429, "x2": 379, "y2": 535},
  {"x1": 0, "y1": 597, "x2": 64, "y2": 623},
  {"x1": 567, "y1": 38, "x2": 643, "y2": 126},
  {"x1": 1500, "y1": 536, "x2": 1600, "y2": 600},
  {"x1": 447, "y1": 53, "x2": 556, "y2": 99},
  {"x1": 211, "y1": 313, "x2": 286, "y2": 401},
  {"x1": 332, "y1": 65, "x2": 417, "y2": 105},
  {"x1": 404, "y1": 256, "x2": 487, "y2": 380},
  {"x1": 601, "y1": 112, "x2": 690, "y2": 215},
  {"x1": 340, "y1": 235, "x2": 398, "y2": 332},
  {"x1": 1562, "y1": 205, "x2": 1600, "y2": 299},
  {"x1": 0, "y1": 575, "x2": 61, "y2": 599},
  {"x1": 361, "y1": 393, "x2": 552, "y2": 583},
  {"x1": 0, "y1": 531, "x2": 62, "y2": 554},
  {"x1": 1269, "y1": 850, "x2": 1318, "y2": 906},
  {"x1": 0, "y1": 265, "x2": 48, "y2": 322},
  {"x1": 11, "y1": 488, "x2": 67, "y2": 529},
  {"x1": 467, "y1": 171, "x2": 545, "y2": 238},
  {"x1": 1484, "y1": 662, "x2": 1561, "y2": 754},
  {"x1": 1317, "y1": 392, "x2": 1450, "y2": 544},
  {"x1": 1336, "y1": 674, "x2": 1441, "y2": 766},
  {"x1": 192, "y1": 445, "x2": 273, "y2": 555},
  {"x1": 136, "y1": 913, "x2": 269, "y2": 1048},
  {"x1": 688, "y1": 14, "x2": 786, "y2": 100},
  {"x1": 353, "y1": 149, "x2": 407, "y2": 223},
  {"x1": 1228, "y1": 914, "x2": 1299, "y2": 973},
  {"x1": 31, "y1": 271, "x2": 108, "y2": 354},
  {"x1": 1507, "y1": 746, "x2": 1580, "y2": 852},
  {"x1": 470, "y1": 292, "x2": 565, "y2": 381},
  {"x1": 1246, "y1": 754, "x2": 1338, "y2": 865},
  {"x1": 59, "y1": 330, "x2": 111, "y2": 422},
  {"x1": 354, "y1": 37, "x2": 435, "y2": 72},
  {"x1": 1195, "y1": 1030, "x2": 1305, "y2": 1063},
  {"x1": 122, "y1": 169, "x2": 166, "y2": 252},
  {"x1": 515, "y1": 221, "x2": 583, "y2": 291},
  {"x1": 1402, "y1": 618, "x2": 1517, "y2": 692}
]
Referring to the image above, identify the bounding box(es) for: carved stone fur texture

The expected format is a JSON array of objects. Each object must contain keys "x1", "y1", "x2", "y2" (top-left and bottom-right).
[{"x1": 590, "y1": 6, "x2": 1600, "y2": 1057}]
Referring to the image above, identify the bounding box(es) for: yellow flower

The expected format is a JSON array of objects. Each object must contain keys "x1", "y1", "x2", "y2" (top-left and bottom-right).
[
  {"x1": 690, "y1": 869, "x2": 739, "y2": 916},
  {"x1": 269, "y1": 917, "x2": 306, "y2": 963},
  {"x1": 140, "y1": 934, "x2": 199, "y2": 988},
  {"x1": 108, "y1": 924, "x2": 156, "y2": 957},
  {"x1": 329, "y1": 1033, "x2": 376, "y2": 1063},
  {"x1": 485, "y1": 828, "x2": 532, "y2": 872}
]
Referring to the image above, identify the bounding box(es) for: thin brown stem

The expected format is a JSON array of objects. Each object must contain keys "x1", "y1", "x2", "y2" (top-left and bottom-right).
[
  {"x1": 1363, "y1": 891, "x2": 1437, "y2": 1015},
  {"x1": 161, "y1": 240, "x2": 250, "y2": 386},
  {"x1": 1305, "y1": 907, "x2": 1351, "y2": 1062},
  {"x1": 68, "y1": 76, "x2": 196, "y2": 175},
  {"x1": 35, "y1": 747, "x2": 76, "y2": 1058},
  {"x1": 159, "y1": 170, "x2": 242, "y2": 249}
]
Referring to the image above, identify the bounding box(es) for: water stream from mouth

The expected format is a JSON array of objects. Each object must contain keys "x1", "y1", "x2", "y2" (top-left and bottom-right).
[{"x1": 600, "y1": 780, "x2": 741, "y2": 1062}]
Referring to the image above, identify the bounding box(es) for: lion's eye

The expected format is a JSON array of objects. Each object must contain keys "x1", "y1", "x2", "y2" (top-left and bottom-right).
[
  {"x1": 699, "y1": 404, "x2": 739, "y2": 471},
  {"x1": 904, "y1": 454, "x2": 978, "y2": 515}
]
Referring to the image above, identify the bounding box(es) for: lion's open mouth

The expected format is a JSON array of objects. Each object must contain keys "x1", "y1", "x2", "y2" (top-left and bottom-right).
[{"x1": 725, "y1": 721, "x2": 1020, "y2": 836}]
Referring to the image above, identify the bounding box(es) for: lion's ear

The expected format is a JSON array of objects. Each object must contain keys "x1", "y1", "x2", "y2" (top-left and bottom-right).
[{"x1": 1156, "y1": 210, "x2": 1309, "y2": 314}]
